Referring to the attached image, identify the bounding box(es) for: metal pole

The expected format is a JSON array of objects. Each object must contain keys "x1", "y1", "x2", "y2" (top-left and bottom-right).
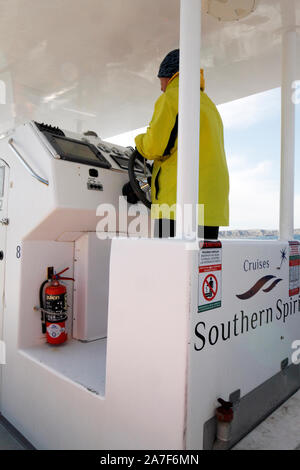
[
  {"x1": 279, "y1": 28, "x2": 297, "y2": 240},
  {"x1": 176, "y1": 0, "x2": 202, "y2": 240}
]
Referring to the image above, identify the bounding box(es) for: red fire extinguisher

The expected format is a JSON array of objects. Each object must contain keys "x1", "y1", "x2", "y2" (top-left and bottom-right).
[{"x1": 39, "y1": 267, "x2": 74, "y2": 345}]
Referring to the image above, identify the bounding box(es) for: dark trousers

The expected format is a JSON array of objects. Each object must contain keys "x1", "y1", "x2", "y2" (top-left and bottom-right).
[{"x1": 154, "y1": 219, "x2": 219, "y2": 240}]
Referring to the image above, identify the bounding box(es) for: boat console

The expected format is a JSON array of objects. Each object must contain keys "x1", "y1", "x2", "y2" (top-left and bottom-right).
[{"x1": 0, "y1": 121, "x2": 299, "y2": 450}]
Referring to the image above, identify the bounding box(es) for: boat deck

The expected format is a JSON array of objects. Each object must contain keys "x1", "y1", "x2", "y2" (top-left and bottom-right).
[
  {"x1": 0, "y1": 415, "x2": 34, "y2": 450},
  {"x1": 233, "y1": 389, "x2": 300, "y2": 450}
]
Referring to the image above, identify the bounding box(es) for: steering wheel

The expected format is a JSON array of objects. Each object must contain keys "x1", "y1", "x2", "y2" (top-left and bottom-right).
[{"x1": 128, "y1": 150, "x2": 152, "y2": 209}]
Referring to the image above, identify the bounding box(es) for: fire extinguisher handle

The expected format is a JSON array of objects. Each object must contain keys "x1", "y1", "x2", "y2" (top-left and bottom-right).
[
  {"x1": 55, "y1": 267, "x2": 70, "y2": 278},
  {"x1": 53, "y1": 267, "x2": 75, "y2": 282}
]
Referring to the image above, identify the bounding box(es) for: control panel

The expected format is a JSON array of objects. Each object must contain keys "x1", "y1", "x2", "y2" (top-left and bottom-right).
[
  {"x1": 97, "y1": 143, "x2": 144, "y2": 173},
  {"x1": 35, "y1": 121, "x2": 145, "y2": 174}
]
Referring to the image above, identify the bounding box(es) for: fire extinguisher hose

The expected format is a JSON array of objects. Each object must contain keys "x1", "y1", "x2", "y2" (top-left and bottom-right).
[{"x1": 39, "y1": 279, "x2": 48, "y2": 334}]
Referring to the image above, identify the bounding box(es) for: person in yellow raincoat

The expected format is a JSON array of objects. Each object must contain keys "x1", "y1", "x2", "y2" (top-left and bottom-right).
[{"x1": 135, "y1": 49, "x2": 229, "y2": 239}]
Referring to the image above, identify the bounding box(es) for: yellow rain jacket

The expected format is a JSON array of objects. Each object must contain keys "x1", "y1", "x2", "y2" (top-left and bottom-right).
[{"x1": 135, "y1": 73, "x2": 229, "y2": 227}]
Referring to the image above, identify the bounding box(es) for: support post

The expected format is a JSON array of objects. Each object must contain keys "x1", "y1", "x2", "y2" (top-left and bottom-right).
[
  {"x1": 176, "y1": 0, "x2": 202, "y2": 240},
  {"x1": 280, "y1": 28, "x2": 297, "y2": 240}
]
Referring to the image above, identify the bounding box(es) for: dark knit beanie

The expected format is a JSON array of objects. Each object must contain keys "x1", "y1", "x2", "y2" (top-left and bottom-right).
[{"x1": 158, "y1": 49, "x2": 180, "y2": 78}]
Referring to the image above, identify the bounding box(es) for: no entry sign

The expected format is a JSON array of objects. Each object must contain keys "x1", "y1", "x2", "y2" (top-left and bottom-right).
[{"x1": 198, "y1": 241, "x2": 222, "y2": 313}]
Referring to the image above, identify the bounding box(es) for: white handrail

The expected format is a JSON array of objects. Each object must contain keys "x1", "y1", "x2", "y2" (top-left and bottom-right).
[{"x1": 8, "y1": 138, "x2": 49, "y2": 186}]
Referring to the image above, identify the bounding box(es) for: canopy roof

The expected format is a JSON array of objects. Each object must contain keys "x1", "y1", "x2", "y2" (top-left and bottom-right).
[{"x1": 0, "y1": 0, "x2": 299, "y2": 137}]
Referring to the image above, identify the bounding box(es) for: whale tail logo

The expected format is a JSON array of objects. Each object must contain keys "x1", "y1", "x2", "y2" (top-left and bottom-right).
[{"x1": 236, "y1": 275, "x2": 282, "y2": 300}]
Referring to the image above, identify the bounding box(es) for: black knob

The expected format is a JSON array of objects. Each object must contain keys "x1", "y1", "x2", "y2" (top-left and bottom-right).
[{"x1": 0, "y1": 251, "x2": 4, "y2": 260}]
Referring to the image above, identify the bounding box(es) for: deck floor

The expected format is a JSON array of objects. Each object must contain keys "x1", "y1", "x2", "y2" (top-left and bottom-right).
[
  {"x1": 233, "y1": 389, "x2": 300, "y2": 450},
  {"x1": 0, "y1": 415, "x2": 34, "y2": 450},
  {"x1": 22, "y1": 337, "x2": 107, "y2": 396},
  {"x1": 0, "y1": 422, "x2": 24, "y2": 450}
]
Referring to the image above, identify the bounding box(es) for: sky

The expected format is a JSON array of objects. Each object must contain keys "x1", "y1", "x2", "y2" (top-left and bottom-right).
[{"x1": 106, "y1": 88, "x2": 300, "y2": 231}]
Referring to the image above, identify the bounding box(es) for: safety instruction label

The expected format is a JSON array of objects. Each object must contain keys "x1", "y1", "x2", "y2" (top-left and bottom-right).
[
  {"x1": 289, "y1": 241, "x2": 300, "y2": 297},
  {"x1": 198, "y1": 241, "x2": 222, "y2": 313}
]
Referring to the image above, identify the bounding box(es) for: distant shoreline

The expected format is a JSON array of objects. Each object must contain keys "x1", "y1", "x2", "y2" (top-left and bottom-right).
[{"x1": 220, "y1": 229, "x2": 300, "y2": 239}]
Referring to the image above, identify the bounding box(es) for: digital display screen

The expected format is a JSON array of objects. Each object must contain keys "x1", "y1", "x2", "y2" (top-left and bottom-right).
[
  {"x1": 53, "y1": 137, "x2": 103, "y2": 164},
  {"x1": 42, "y1": 132, "x2": 111, "y2": 169}
]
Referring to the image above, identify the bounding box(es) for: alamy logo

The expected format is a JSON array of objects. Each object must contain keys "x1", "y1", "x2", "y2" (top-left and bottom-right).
[
  {"x1": 0, "y1": 80, "x2": 6, "y2": 104},
  {"x1": 292, "y1": 340, "x2": 300, "y2": 365},
  {"x1": 0, "y1": 340, "x2": 6, "y2": 364}
]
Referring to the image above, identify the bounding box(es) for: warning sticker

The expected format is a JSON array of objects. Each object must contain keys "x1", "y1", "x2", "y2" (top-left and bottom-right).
[
  {"x1": 289, "y1": 241, "x2": 300, "y2": 297},
  {"x1": 198, "y1": 241, "x2": 222, "y2": 313}
]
